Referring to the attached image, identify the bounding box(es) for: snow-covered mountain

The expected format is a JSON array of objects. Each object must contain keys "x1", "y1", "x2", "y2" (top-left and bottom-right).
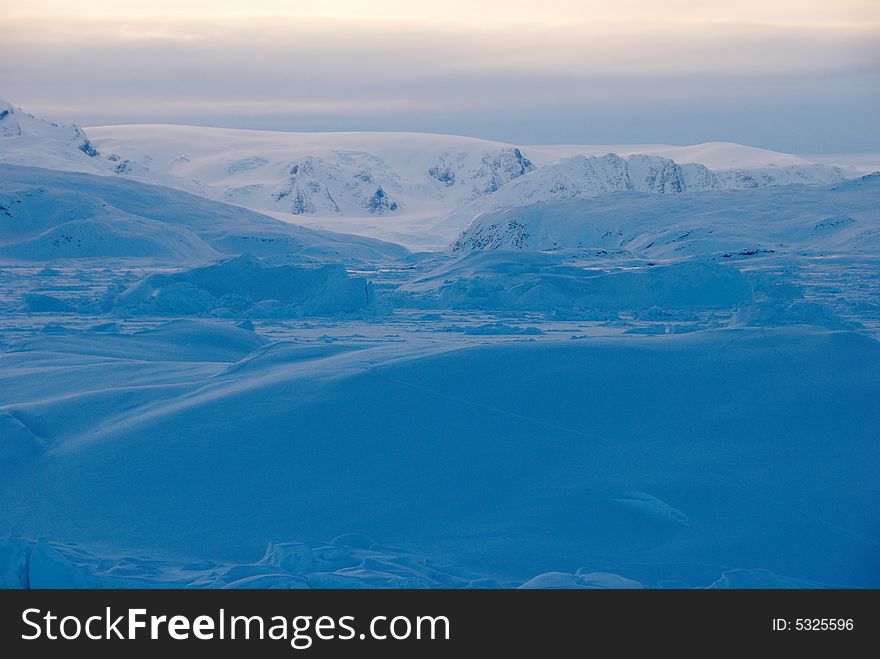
[
  {"x1": 85, "y1": 125, "x2": 850, "y2": 233},
  {"x1": 524, "y1": 141, "x2": 827, "y2": 171},
  {"x1": 84, "y1": 124, "x2": 537, "y2": 219},
  {"x1": 0, "y1": 101, "x2": 862, "y2": 249},
  {"x1": 433, "y1": 153, "x2": 850, "y2": 237},
  {"x1": 0, "y1": 100, "x2": 109, "y2": 173},
  {"x1": 451, "y1": 174, "x2": 880, "y2": 256}
]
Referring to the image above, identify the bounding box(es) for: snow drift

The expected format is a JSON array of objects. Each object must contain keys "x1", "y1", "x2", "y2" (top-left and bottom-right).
[
  {"x1": 1, "y1": 324, "x2": 877, "y2": 587},
  {"x1": 399, "y1": 251, "x2": 753, "y2": 313},
  {"x1": 113, "y1": 255, "x2": 373, "y2": 317}
]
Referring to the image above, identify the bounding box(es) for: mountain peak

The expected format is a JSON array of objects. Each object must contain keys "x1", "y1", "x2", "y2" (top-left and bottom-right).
[{"x1": 0, "y1": 100, "x2": 21, "y2": 137}]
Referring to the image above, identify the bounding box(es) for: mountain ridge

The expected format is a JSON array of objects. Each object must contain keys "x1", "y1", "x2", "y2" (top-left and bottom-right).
[{"x1": 0, "y1": 101, "x2": 864, "y2": 249}]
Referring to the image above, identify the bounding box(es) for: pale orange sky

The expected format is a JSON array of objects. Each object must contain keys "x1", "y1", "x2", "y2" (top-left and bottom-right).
[
  {"x1": 8, "y1": 1, "x2": 879, "y2": 26},
  {"x1": 1, "y1": 1, "x2": 878, "y2": 151}
]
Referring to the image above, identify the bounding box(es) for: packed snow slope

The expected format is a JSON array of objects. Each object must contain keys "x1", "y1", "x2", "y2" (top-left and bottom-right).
[
  {"x1": 452, "y1": 174, "x2": 880, "y2": 256},
  {"x1": 0, "y1": 165, "x2": 408, "y2": 264},
  {"x1": 0, "y1": 322, "x2": 877, "y2": 587}
]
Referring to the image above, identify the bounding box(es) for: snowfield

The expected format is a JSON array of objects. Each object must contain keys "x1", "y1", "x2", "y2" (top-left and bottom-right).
[
  {"x1": 0, "y1": 99, "x2": 866, "y2": 249},
  {"x1": 1, "y1": 322, "x2": 878, "y2": 588},
  {"x1": 83, "y1": 125, "x2": 854, "y2": 248},
  {"x1": 1, "y1": 103, "x2": 878, "y2": 589}
]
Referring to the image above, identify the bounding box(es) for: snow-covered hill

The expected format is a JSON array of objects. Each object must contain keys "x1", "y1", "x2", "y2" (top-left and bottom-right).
[
  {"x1": 0, "y1": 100, "x2": 109, "y2": 174},
  {"x1": 0, "y1": 165, "x2": 408, "y2": 264},
  {"x1": 434, "y1": 153, "x2": 851, "y2": 237},
  {"x1": 451, "y1": 174, "x2": 880, "y2": 256}
]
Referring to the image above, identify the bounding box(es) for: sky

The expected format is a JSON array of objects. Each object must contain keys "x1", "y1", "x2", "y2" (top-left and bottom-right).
[{"x1": 1, "y1": 1, "x2": 878, "y2": 152}]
